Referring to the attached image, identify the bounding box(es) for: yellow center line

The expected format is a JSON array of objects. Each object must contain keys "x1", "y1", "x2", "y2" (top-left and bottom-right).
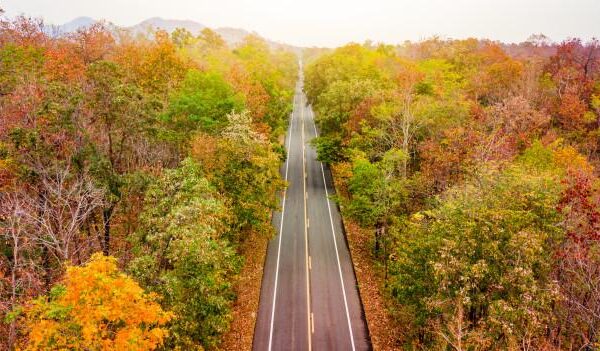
[{"x1": 301, "y1": 86, "x2": 312, "y2": 351}]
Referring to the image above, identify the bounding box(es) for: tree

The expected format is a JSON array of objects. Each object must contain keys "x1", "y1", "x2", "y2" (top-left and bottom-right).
[
  {"x1": 19, "y1": 253, "x2": 172, "y2": 351},
  {"x1": 311, "y1": 135, "x2": 345, "y2": 164},
  {"x1": 299, "y1": 32, "x2": 600, "y2": 349},
  {"x1": 346, "y1": 150, "x2": 407, "y2": 274},
  {"x1": 553, "y1": 170, "x2": 600, "y2": 347},
  {"x1": 387, "y1": 60, "x2": 427, "y2": 177},
  {"x1": 115, "y1": 30, "x2": 188, "y2": 99},
  {"x1": 24, "y1": 167, "x2": 105, "y2": 263},
  {"x1": 198, "y1": 28, "x2": 226, "y2": 50},
  {"x1": 171, "y1": 27, "x2": 194, "y2": 48},
  {"x1": 0, "y1": 13, "x2": 298, "y2": 348},
  {"x1": 0, "y1": 192, "x2": 42, "y2": 348},
  {"x1": 43, "y1": 40, "x2": 85, "y2": 83},
  {"x1": 475, "y1": 96, "x2": 549, "y2": 162},
  {"x1": 129, "y1": 158, "x2": 241, "y2": 349},
  {"x1": 231, "y1": 36, "x2": 297, "y2": 135},
  {"x1": 0, "y1": 15, "x2": 47, "y2": 47},
  {"x1": 390, "y1": 159, "x2": 564, "y2": 348},
  {"x1": 226, "y1": 63, "x2": 270, "y2": 131},
  {"x1": 164, "y1": 69, "x2": 244, "y2": 138},
  {"x1": 70, "y1": 23, "x2": 115, "y2": 64},
  {"x1": 418, "y1": 127, "x2": 477, "y2": 194},
  {"x1": 192, "y1": 111, "x2": 285, "y2": 239},
  {"x1": 304, "y1": 43, "x2": 383, "y2": 107},
  {"x1": 84, "y1": 60, "x2": 148, "y2": 255},
  {"x1": 544, "y1": 39, "x2": 600, "y2": 133}
]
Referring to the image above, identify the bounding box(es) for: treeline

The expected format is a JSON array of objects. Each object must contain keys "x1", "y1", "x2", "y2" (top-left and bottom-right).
[
  {"x1": 304, "y1": 38, "x2": 600, "y2": 349},
  {"x1": 0, "y1": 12, "x2": 297, "y2": 350}
]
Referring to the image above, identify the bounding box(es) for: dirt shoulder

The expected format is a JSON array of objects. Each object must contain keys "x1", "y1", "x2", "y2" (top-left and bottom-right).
[
  {"x1": 219, "y1": 133, "x2": 285, "y2": 350},
  {"x1": 219, "y1": 230, "x2": 268, "y2": 350}
]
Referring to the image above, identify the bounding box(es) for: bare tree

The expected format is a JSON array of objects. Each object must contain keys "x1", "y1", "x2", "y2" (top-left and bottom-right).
[
  {"x1": 437, "y1": 298, "x2": 468, "y2": 351},
  {"x1": 24, "y1": 167, "x2": 105, "y2": 262},
  {"x1": 386, "y1": 61, "x2": 426, "y2": 178}
]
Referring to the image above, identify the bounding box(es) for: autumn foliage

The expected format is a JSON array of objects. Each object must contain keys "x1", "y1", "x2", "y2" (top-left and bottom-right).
[
  {"x1": 305, "y1": 37, "x2": 600, "y2": 349},
  {"x1": 0, "y1": 12, "x2": 296, "y2": 350},
  {"x1": 2, "y1": 6, "x2": 600, "y2": 350},
  {"x1": 20, "y1": 253, "x2": 172, "y2": 351}
]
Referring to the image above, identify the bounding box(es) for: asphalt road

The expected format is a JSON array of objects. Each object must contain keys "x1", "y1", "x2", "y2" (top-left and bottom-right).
[{"x1": 253, "y1": 72, "x2": 371, "y2": 351}]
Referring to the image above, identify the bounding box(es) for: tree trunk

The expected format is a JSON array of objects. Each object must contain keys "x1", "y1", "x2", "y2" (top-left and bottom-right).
[
  {"x1": 42, "y1": 245, "x2": 51, "y2": 289},
  {"x1": 8, "y1": 248, "x2": 18, "y2": 349},
  {"x1": 102, "y1": 206, "x2": 114, "y2": 256},
  {"x1": 384, "y1": 239, "x2": 388, "y2": 283},
  {"x1": 374, "y1": 223, "x2": 383, "y2": 255}
]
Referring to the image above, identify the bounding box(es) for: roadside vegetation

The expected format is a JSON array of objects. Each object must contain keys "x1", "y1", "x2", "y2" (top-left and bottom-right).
[
  {"x1": 0, "y1": 10, "x2": 297, "y2": 350},
  {"x1": 304, "y1": 38, "x2": 600, "y2": 349}
]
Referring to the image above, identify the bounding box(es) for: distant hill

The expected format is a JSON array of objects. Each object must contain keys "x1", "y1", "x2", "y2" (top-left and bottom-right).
[
  {"x1": 49, "y1": 16, "x2": 299, "y2": 51},
  {"x1": 213, "y1": 27, "x2": 252, "y2": 47},
  {"x1": 129, "y1": 18, "x2": 254, "y2": 47},
  {"x1": 60, "y1": 16, "x2": 97, "y2": 32},
  {"x1": 130, "y1": 17, "x2": 206, "y2": 36},
  {"x1": 43, "y1": 16, "x2": 98, "y2": 36}
]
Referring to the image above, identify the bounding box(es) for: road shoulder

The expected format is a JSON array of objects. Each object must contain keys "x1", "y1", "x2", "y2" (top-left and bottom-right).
[{"x1": 219, "y1": 229, "x2": 269, "y2": 351}]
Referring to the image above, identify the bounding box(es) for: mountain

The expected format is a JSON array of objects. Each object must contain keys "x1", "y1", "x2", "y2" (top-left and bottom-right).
[
  {"x1": 51, "y1": 17, "x2": 298, "y2": 50},
  {"x1": 44, "y1": 16, "x2": 98, "y2": 36},
  {"x1": 213, "y1": 27, "x2": 251, "y2": 46},
  {"x1": 127, "y1": 18, "x2": 250, "y2": 46},
  {"x1": 127, "y1": 18, "x2": 273, "y2": 49},
  {"x1": 130, "y1": 17, "x2": 206, "y2": 36},
  {"x1": 61, "y1": 17, "x2": 97, "y2": 32}
]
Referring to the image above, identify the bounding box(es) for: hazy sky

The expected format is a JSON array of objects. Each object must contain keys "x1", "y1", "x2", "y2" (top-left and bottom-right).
[{"x1": 2, "y1": 0, "x2": 599, "y2": 47}]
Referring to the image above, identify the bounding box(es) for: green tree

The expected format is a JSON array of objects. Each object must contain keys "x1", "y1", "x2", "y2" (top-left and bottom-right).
[
  {"x1": 389, "y1": 153, "x2": 564, "y2": 348},
  {"x1": 163, "y1": 69, "x2": 245, "y2": 139},
  {"x1": 129, "y1": 158, "x2": 241, "y2": 349},
  {"x1": 84, "y1": 60, "x2": 149, "y2": 255},
  {"x1": 346, "y1": 150, "x2": 408, "y2": 269},
  {"x1": 314, "y1": 78, "x2": 380, "y2": 135},
  {"x1": 193, "y1": 111, "x2": 285, "y2": 240}
]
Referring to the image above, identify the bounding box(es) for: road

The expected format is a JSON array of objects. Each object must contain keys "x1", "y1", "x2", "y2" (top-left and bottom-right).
[{"x1": 253, "y1": 71, "x2": 371, "y2": 351}]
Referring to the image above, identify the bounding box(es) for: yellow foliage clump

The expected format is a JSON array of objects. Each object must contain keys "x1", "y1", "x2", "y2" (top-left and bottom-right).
[
  {"x1": 21, "y1": 253, "x2": 173, "y2": 351},
  {"x1": 553, "y1": 145, "x2": 594, "y2": 174}
]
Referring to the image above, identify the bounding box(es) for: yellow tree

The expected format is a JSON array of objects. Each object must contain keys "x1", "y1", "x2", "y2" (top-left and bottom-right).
[{"x1": 20, "y1": 253, "x2": 172, "y2": 351}]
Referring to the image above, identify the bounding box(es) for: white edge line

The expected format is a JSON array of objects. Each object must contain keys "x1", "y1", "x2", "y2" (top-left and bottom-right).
[
  {"x1": 267, "y1": 90, "x2": 297, "y2": 351},
  {"x1": 309, "y1": 107, "x2": 357, "y2": 351}
]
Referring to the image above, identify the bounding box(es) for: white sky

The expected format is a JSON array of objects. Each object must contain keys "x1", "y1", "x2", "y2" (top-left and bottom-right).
[{"x1": 2, "y1": 0, "x2": 599, "y2": 47}]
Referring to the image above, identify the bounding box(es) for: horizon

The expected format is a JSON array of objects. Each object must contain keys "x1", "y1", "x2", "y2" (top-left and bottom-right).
[{"x1": 2, "y1": 0, "x2": 599, "y2": 47}]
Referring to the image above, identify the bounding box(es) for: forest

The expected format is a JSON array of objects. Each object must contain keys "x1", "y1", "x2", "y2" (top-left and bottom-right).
[
  {"x1": 304, "y1": 38, "x2": 600, "y2": 349},
  {"x1": 0, "y1": 10, "x2": 297, "y2": 350},
  {"x1": 1, "y1": 4, "x2": 600, "y2": 351}
]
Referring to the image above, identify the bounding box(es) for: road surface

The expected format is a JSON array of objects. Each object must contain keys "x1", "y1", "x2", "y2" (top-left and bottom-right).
[{"x1": 253, "y1": 72, "x2": 371, "y2": 351}]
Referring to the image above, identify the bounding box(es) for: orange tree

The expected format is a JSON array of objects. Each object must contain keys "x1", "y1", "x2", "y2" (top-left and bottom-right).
[{"x1": 19, "y1": 253, "x2": 172, "y2": 351}]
